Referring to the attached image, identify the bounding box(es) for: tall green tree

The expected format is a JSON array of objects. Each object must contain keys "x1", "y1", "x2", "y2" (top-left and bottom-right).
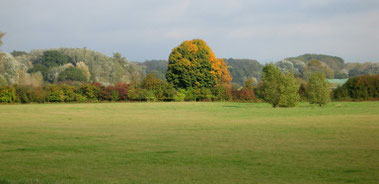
[
  {"x1": 58, "y1": 67, "x2": 87, "y2": 82},
  {"x1": 261, "y1": 64, "x2": 300, "y2": 107},
  {"x1": 261, "y1": 64, "x2": 282, "y2": 107},
  {"x1": 278, "y1": 73, "x2": 300, "y2": 107},
  {"x1": 37, "y1": 50, "x2": 70, "y2": 67},
  {"x1": 166, "y1": 39, "x2": 231, "y2": 89},
  {"x1": 307, "y1": 72, "x2": 330, "y2": 106},
  {"x1": 28, "y1": 50, "x2": 70, "y2": 81}
]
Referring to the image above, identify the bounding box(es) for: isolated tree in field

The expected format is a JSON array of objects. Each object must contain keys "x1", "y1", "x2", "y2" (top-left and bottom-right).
[
  {"x1": 261, "y1": 64, "x2": 281, "y2": 107},
  {"x1": 307, "y1": 72, "x2": 330, "y2": 106},
  {"x1": 278, "y1": 72, "x2": 300, "y2": 107},
  {"x1": 166, "y1": 39, "x2": 231, "y2": 89},
  {"x1": 261, "y1": 64, "x2": 300, "y2": 107}
]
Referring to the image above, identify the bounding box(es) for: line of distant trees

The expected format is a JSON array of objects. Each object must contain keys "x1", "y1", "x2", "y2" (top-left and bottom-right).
[
  {"x1": 1, "y1": 35, "x2": 378, "y2": 89},
  {"x1": 144, "y1": 55, "x2": 379, "y2": 88},
  {"x1": 1, "y1": 33, "x2": 378, "y2": 106},
  {"x1": 0, "y1": 73, "x2": 377, "y2": 105},
  {"x1": 1, "y1": 38, "x2": 378, "y2": 106}
]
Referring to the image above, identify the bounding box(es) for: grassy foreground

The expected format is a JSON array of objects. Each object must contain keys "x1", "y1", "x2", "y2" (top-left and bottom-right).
[{"x1": 0, "y1": 102, "x2": 378, "y2": 184}]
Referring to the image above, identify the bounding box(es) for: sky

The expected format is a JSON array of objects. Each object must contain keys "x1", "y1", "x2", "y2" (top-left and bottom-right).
[{"x1": 1, "y1": 0, "x2": 379, "y2": 63}]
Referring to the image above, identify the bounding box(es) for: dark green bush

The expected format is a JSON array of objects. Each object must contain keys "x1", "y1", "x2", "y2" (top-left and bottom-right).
[
  {"x1": 198, "y1": 88, "x2": 214, "y2": 101},
  {"x1": 333, "y1": 74, "x2": 379, "y2": 100},
  {"x1": 213, "y1": 85, "x2": 231, "y2": 101},
  {"x1": 74, "y1": 94, "x2": 88, "y2": 103},
  {"x1": 13, "y1": 85, "x2": 31, "y2": 103},
  {"x1": 58, "y1": 67, "x2": 87, "y2": 82},
  {"x1": 183, "y1": 87, "x2": 199, "y2": 101}
]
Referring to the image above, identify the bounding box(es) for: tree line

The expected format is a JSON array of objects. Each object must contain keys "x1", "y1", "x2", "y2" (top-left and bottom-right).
[
  {"x1": 142, "y1": 55, "x2": 378, "y2": 88},
  {"x1": 0, "y1": 69, "x2": 377, "y2": 105},
  {"x1": 1, "y1": 38, "x2": 378, "y2": 106},
  {"x1": 1, "y1": 32, "x2": 378, "y2": 106}
]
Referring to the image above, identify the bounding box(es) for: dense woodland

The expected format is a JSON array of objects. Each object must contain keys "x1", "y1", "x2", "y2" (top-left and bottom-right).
[
  {"x1": 141, "y1": 54, "x2": 378, "y2": 87},
  {"x1": 0, "y1": 32, "x2": 378, "y2": 105}
]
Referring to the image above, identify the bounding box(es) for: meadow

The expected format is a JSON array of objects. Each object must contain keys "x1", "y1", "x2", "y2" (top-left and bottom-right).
[{"x1": 0, "y1": 102, "x2": 378, "y2": 184}]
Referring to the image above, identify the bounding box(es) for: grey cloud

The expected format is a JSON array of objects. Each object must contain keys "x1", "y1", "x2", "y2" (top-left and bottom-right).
[{"x1": 0, "y1": 0, "x2": 378, "y2": 62}]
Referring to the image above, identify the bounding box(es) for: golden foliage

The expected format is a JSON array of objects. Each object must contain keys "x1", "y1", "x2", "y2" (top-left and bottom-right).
[{"x1": 167, "y1": 39, "x2": 232, "y2": 89}]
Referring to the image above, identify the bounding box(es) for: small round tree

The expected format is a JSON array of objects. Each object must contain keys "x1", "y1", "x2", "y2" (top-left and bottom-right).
[
  {"x1": 261, "y1": 64, "x2": 300, "y2": 107},
  {"x1": 307, "y1": 72, "x2": 330, "y2": 106},
  {"x1": 166, "y1": 39, "x2": 231, "y2": 89},
  {"x1": 278, "y1": 72, "x2": 300, "y2": 107}
]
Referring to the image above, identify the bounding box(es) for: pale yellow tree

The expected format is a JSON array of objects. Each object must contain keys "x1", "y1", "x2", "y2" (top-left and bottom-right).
[{"x1": 76, "y1": 62, "x2": 91, "y2": 82}]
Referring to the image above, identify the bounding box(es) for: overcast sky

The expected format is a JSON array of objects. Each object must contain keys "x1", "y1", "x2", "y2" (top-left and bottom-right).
[{"x1": 1, "y1": 0, "x2": 378, "y2": 62}]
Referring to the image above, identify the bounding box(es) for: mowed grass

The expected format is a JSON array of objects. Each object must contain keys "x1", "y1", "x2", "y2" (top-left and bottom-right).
[{"x1": 0, "y1": 102, "x2": 378, "y2": 184}]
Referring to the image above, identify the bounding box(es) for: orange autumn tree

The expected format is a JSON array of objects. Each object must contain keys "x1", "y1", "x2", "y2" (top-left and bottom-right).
[{"x1": 166, "y1": 39, "x2": 232, "y2": 89}]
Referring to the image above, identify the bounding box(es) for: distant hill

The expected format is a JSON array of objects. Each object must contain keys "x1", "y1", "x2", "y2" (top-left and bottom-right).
[
  {"x1": 2, "y1": 48, "x2": 378, "y2": 87},
  {"x1": 1, "y1": 48, "x2": 146, "y2": 86},
  {"x1": 224, "y1": 58, "x2": 262, "y2": 86},
  {"x1": 284, "y1": 54, "x2": 345, "y2": 72},
  {"x1": 140, "y1": 60, "x2": 168, "y2": 80}
]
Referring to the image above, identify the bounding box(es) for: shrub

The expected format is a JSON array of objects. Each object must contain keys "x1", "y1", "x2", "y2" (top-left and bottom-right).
[
  {"x1": 174, "y1": 90, "x2": 186, "y2": 102},
  {"x1": 74, "y1": 94, "x2": 87, "y2": 103},
  {"x1": 231, "y1": 88, "x2": 241, "y2": 101},
  {"x1": 213, "y1": 85, "x2": 232, "y2": 101},
  {"x1": 46, "y1": 84, "x2": 65, "y2": 102},
  {"x1": 13, "y1": 85, "x2": 31, "y2": 103},
  {"x1": 0, "y1": 86, "x2": 16, "y2": 103},
  {"x1": 139, "y1": 89, "x2": 156, "y2": 102},
  {"x1": 161, "y1": 82, "x2": 176, "y2": 101},
  {"x1": 239, "y1": 88, "x2": 256, "y2": 102},
  {"x1": 29, "y1": 87, "x2": 47, "y2": 103},
  {"x1": 142, "y1": 74, "x2": 175, "y2": 101},
  {"x1": 60, "y1": 84, "x2": 76, "y2": 102},
  {"x1": 114, "y1": 83, "x2": 129, "y2": 101},
  {"x1": 333, "y1": 74, "x2": 379, "y2": 100},
  {"x1": 99, "y1": 85, "x2": 117, "y2": 101},
  {"x1": 127, "y1": 87, "x2": 142, "y2": 101},
  {"x1": 198, "y1": 88, "x2": 214, "y2": 101},
  {"x1": 183, "y1": 87, "x2": 199, "y2": 101},
  {"x1": 333, "y1": 85, "x2": 349, "y2": 100},
  {"x1": 110, "y1": 90, "x2": 119, "y2": 101},
  {"x1": 79, "y1": 83, "x2": 100, "y2": 102}
]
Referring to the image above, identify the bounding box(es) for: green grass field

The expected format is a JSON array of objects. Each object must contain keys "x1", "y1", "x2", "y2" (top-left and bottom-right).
[{"x1": 0, "y1": 102, "x2": 378, "y2": 184}]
